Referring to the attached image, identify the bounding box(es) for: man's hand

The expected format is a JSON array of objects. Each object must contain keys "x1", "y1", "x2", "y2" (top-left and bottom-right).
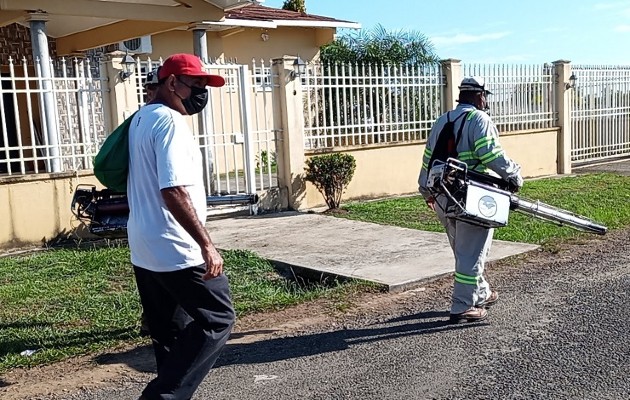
[
  {"x1": 202, "y1": 244, "x2": 223, "y2": 280},
  {"x1": 426, "y1": 196, "x2": 436, "y2": 211},
  {"x1": 507, "y1": 174, "x2": 524, "y2": 193}
]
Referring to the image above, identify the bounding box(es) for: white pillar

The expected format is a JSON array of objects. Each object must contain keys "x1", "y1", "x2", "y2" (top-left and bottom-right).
[
  {"x1": 28, "y1": 13, "x2": 61, "y2": 173},
  {"x1": 553, "y1": 59, "x2": 573, "y2": 174},
  {"x1": 273, "y1": 56, "x2": 307, "y2": 210},
  {"x1": 191, "y1": 26, "x2": 215, "y2": 194},
  {"x1": 441, "y1": 59, "x2": 463, "y2": 112},
  {"x1": 102, "y1": 51, "x2": 140, "y2": 127},
  {"x1": 193, "y1": 28, "x2": 209, "y2": 63}
]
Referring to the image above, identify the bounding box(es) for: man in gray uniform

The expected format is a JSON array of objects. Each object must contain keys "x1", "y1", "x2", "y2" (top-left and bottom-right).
[{"x1": 418, "y1": 77, "x2": 523, "y2": 323}]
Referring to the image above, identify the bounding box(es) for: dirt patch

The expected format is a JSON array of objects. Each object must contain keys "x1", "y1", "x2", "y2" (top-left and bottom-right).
[{"x1": 0, "y1": 230, "x2": 617, "y2": 400}]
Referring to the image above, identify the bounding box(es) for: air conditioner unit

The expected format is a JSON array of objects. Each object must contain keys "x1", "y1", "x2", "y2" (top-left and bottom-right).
[{"x1": 119, "y1": 36, "x2": 152, "y2": 54}]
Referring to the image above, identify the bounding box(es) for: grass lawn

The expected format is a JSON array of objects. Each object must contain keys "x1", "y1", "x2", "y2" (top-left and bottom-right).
[
  {"x1": 0, "y1": 246, "x2": 373, "y2": 372},
  {"x1": 340, "y1": 173, "x2": 630, "y2": 246}
]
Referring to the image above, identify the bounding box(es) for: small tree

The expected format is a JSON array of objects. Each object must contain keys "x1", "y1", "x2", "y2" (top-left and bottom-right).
[
  {"x1": 282, "y1": 0, "x2": 306, "y2": 13},
  {"x1": 304, "y1": 153, "x2": 356, "y2": 210}
]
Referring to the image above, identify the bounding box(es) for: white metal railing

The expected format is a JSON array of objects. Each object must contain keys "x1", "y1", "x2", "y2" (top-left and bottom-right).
[
  {"x1": 0, "y1": 57, "x2": 108, "y2": 176},
  {"x1": 132, "y1": 58, "x2": 280, "y2": 196},
  {"x1": 570, "y1": 65, "x2": 630, "y2": 164},
  {"x1": 463, "y1": 63, "x2": 556, "y2": 133},
  {"x1": 302, "y1": 62, "x2": 444, "y2": 149}
]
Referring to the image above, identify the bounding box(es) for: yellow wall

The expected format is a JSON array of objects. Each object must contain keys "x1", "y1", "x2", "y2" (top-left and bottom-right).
[
  {"x1": 303, "y1": 128, "x2": 559, "y2": 208},
  {"x1": 148, "y1": 26, "x2": 328, "y2": 63},
  {"x1": 0, "y1": 173, "x2": 101, "y2": 249},
  {"x1": 220, "y1": 27, "x2": 324, "y2": 62},
  {"x1": 150, "y1": 30, "x2": 195, "y2": 60},
  {"x1": 500, "y1": 128, "x2": 559, "y2": 178}
]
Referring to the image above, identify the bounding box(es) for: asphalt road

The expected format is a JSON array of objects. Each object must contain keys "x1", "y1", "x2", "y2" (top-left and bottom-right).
[{"x1": 54, "y1": 230, "x2": 630, "y2": 400}]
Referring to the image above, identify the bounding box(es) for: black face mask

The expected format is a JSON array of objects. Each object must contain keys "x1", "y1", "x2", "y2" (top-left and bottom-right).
[{"x1": 177, "y1": 77, "x2": 209, "y2": 115}]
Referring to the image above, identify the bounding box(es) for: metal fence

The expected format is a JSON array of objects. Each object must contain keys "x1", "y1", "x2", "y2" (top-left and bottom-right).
[
  {"x1": 463, "y1": 63, "x2": 556, "y2": 133},
  {"x1": 570, "y1": 65, "x2": 630, "y2": 164},
  {"x1": 302, "y1": 62, "x2": 444, "y2": 149},
  {"x1": 132, "y1": 58, "x2": 280, "y2": 196},
  {"x1": 0, "y1": 57, "x2": 108, "y2": 175}
]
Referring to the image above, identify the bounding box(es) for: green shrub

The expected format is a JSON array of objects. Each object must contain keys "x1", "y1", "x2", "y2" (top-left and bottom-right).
[
  {"x1": 256, "y1": 150, "x2": 277, "y2": 172},
  {"x1": 304, "y1": 153, "x2": 356, "y2": 210}
]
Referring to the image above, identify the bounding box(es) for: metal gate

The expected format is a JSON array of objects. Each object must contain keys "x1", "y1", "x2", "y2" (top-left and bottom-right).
[
  {"x1": 571, "y1": 65, "x2": 630, "y2": 165},
  {"x1": 136, "y1": 59, "x2": 280, "y2": 213}
]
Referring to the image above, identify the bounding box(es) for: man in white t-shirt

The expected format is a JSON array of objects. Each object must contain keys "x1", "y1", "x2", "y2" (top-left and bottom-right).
[{"x1": 128, "y1": 53, "x2": 235, "y2": 400}]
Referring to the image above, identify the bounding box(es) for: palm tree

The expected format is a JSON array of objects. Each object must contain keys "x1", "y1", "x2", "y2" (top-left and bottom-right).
[
  {"x1": 320, "y1": 24, "x2": 439, "y2": 65},
  {"x1": 309, "y1": 25, "x2": 440, "y2": 146}
]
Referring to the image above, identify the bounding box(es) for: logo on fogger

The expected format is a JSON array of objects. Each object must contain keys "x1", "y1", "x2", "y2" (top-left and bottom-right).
[{"x1": 478, "y1": 195, "x2": 497, "y2": 217}]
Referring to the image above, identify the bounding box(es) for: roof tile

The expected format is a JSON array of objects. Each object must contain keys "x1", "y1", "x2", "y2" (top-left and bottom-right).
[{"x1": 225, "y1": 3, "x2": 353, "y2": 24}]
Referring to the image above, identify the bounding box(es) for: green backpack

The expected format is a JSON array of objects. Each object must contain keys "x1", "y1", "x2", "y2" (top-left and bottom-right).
[{"x1": 93, "y1": 111, "x2": 138, "y2": 193}]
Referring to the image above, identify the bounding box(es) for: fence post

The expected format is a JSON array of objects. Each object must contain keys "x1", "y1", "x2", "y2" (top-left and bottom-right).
[
  {"x1": 441, "y1": 59, "x2": 462, "y2": 111},
  {"x1": 272, "y1": 56, "x2": 307, "y2": 210},
  {"x1": 553, "y1": 60, "x2": 572, "y2": 174},
  {"x1": 102, "y1": 51, "x2": 140, "y2": 128}
]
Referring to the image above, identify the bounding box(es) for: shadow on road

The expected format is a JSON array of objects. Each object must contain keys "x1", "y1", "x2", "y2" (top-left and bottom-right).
[{"x1": 95, "y1": 310, "x2": 486, "y2": 373}]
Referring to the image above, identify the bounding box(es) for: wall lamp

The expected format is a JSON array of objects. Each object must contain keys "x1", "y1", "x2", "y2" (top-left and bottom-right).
[
  {"x1": 291, "y1": 56, "x2": 307, "y2": 79},
  {"x1": 565, "y1": 73, "x2": 577, "y2": 90},
  {"x1": 119, "y1": 51, "x2": 136, "y2": 81}
]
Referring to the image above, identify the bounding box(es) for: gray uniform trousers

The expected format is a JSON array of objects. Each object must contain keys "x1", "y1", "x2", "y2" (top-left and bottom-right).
[{"x1": 435, "y1": 197, "x2": 493, "y2": 314}]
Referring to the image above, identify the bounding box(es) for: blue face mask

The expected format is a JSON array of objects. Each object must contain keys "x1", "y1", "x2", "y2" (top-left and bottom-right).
[{"x1": 177, "y1": 77, "x2": 209, "y2": 115}]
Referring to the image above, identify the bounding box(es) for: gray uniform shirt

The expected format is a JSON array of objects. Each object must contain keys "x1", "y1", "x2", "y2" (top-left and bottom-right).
[{"x1": 418, "y1": 103, "x2": 523, "y2": 200}]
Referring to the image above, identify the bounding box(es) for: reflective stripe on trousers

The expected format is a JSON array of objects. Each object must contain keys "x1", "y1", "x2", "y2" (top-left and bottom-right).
[{"x1": 435, "y1": 196, "x2": 493, "y2": 314}]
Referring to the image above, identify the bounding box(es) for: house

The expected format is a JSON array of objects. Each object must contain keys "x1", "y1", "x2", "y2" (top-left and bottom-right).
[
  {"x1": 0, "y1": 0, "x2": 360, "y2": 249},
  {"x1": 125, "y1": 2, "x2": 361, "y2": 64}
]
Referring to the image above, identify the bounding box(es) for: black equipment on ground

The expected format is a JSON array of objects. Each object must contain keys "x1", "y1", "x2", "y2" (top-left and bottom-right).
[
  {"x1": 71, "y1": 185, "x2": 259, "y2": 239},
  {"x1": 426, "y1": 158, "x2": 607, "y2": 235}
]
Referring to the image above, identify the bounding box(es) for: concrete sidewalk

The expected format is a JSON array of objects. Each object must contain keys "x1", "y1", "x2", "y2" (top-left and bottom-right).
[{"x1": 207, "y1": 212, "x2": 538, "y2": 291}]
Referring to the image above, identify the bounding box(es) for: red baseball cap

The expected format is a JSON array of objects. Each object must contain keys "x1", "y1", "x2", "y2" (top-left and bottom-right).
[{"x1": 158, "y1": 53, "x2": 225, "y2": 87}]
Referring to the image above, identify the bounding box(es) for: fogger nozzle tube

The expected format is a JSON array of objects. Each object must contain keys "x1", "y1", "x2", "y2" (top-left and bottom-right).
[{"x1": 510, "y1": 196, "x2": 607, "y2": 235}]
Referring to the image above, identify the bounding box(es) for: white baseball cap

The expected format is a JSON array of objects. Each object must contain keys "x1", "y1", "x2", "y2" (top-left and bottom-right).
[{"x1": 459, "y1": 76, "x2": 493, "y2": 94}]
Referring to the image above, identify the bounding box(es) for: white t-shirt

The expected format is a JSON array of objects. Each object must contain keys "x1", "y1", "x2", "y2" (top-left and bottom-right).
[{"x1": 127, "y1": 104, "x2": 207, "y2": 272}]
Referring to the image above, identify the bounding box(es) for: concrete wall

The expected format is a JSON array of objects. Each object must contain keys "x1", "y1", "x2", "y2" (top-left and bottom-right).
[
  {"x1": 0, "y1": 172, "x2": 100, "y2": 249},
  {"x1": 303, "y1": 128, "x2": 559, "y2": 208},
  {"x1": 149, "y1": 26, "x2": 328, "y2": 62}
]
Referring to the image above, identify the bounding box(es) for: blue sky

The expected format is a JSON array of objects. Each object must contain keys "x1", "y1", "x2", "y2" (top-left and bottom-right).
[{"x1": 263, "y1": 0, "x2": 630, "y2": 65}]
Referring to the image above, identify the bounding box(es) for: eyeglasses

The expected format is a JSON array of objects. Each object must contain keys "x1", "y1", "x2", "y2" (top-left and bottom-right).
[{"x1": 176, "y1": 76, "x2": 205, "y2": 90}]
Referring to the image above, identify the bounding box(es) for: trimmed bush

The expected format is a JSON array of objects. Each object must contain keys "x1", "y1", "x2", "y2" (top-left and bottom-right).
[{"x1": 305, "y1": 153, "x2": 356, "y2": 210}]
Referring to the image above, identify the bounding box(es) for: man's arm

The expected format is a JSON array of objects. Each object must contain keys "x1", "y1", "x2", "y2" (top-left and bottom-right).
[
  {"x1": 472, "y1": 116, "x2": 523, "y2": 190},
  {"x1": 161, "y1": 186, "x2": 223, "y2": 279}
]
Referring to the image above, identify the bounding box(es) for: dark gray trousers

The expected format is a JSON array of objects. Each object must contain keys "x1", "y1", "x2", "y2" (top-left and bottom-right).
[{"x1": 133, "y1": 265, "x2": 235, "y2": 400}]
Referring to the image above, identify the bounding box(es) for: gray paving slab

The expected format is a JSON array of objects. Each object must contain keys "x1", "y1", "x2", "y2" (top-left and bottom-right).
[
  {"x1": 574, "y1": 158, "x2": 630, "y2": 175},
  {"x1": 207, "y1": 212, "x2": 539, "y2": 291}
]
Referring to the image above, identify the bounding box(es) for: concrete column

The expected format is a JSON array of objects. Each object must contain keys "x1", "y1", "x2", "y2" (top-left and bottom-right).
[
  {"x1": 272, "y1": 56, "x2": 307, "y2": 210},
  {"x1": 553, "y1": 59, "x2": 573, "y2": 174},
  {"x1": 28, "y1": 13, "x2": 61, "y2": 173},
  {"x1": 441, "y1": 59, "x2": 463, "y2": 112},
  {"x1": 192, "y1": 28, "x2": 209, "y2": 63},
  {"x1": 102, "y1": 51, "x2": 140, "y2": 128},
  {"x1": 191, "y1": 26, "x2": 215, "y2": 194}
]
